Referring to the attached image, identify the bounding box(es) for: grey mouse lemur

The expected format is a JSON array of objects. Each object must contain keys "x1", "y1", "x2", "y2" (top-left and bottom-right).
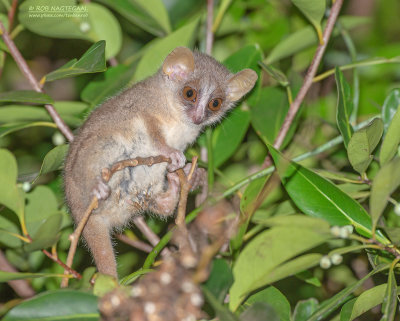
[{"x1": 64, "y1": 47, "x2": 258, "y2": 277}]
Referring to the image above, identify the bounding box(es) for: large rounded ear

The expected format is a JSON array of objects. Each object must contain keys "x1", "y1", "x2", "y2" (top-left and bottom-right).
[
  {"x1": 162, "y1": 47, "x2": 195, "y2": 81},
  {"x1": 227, "y1": 69, "x2": 258, "y2": 101}
]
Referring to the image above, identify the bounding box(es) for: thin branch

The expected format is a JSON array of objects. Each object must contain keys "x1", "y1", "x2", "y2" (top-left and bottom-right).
[
  {"x1": 205, "y1": 0, "x2": 214, "y2": 55},
  {"x1": 61, "y1": 155, "x2": 170, "y2": 287},
  {"x1": 0, "y1": 21, "x2": 74, "y2": 142},
  {"x1": 116, "y1": 234, "x2": 153, "y2": 253},
  {"x1": 272, "y1": 0, "x2": 344, "y2": 150},
  {"x1": 7, "y1": 0, "x2": 18, "y2": 31},
  {"x1": 0, "y1": 250, "x2": 35, "y2": 298}
]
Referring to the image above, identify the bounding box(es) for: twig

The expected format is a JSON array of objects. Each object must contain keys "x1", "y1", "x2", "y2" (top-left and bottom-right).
[
  {"x1": 272, "y1": 0, "x2": 344, "y2": 150},
  {"x1": 61, "y1": 155, "x2": 170, "y2": 287},
  {"x1": 116, "y1": 234, "x2": 153, "y2": 253},
  {"x1": 0, "y1": 250, "x2": 35, "y2": 298},
  {"x1": 205, "y1": 0, "x2": 214, "y2": 55},
  {"x1": 0, "y1": 21, "x2": 74, "y2": 142},
  {"x1": 7, "y1": 0, "x2": 18, "y2": 31}
]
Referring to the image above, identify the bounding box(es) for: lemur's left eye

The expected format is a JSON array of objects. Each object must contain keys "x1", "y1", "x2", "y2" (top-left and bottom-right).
[{"x1": 208, "y1": 98, "x2": 222, "y2": 111}]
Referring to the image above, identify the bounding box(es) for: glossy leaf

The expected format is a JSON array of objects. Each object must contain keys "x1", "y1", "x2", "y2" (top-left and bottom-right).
[
  {"x1": 308, "y1": 264, "x2": 389, "y2": 321},
  {"x1": 38, "y1": 144, "x2": 69, "y2": 177},
  {"x1": 241, "y1": 286, "x2": 290, "y2": 321},
  {"x1": 81, "y1": 65, "x2": 134, "y2": 108},
  {"x1": 44, "y1": 41, "x2": 106, "y2": 82},
  {"x1": 204, "y1": 259, "x2": 233, "y2": 303},
  {"x1": 229, "y1": 226, "x2": 329, "y2": 310},
  {"x1": 25, "y1": 186, "x2": 59, "y2": 236},
  {"x1": 265, "y1": 16, "x2": 370, "y2": 64},
  {"x1": 251, "y1": 87, "x2": 289, "y2": 145},
  {"x1": 381, "y1": 267, "x2": 398, "y2": 321},
  {"x1": 0, "y1": 271, "x2": 65, "y2": 282},
  {"x1": 253, "y1": 214, "x2": 330, "y2": 231},
  {"x1": 335, "y1": 68, "x2": 354, "y2": 148},
  {"x1": 291, "y1": 0, "x2": 325, "y2": 43},
  {"x1": 0, "y1": 149, "x2": 24, "y2": 219},
  {"x1": 370, "y1": 157, "x2": 400, "y2": 229},
  {"x1": 97, "y1": 0, "x2": 171, "y2": 37},
  {"x1": 240, "y1": 302, "x2": 279, "y2": 321},
  {"x1": 347, "y1": 118, "x2": 383, "y2": 174},
  {"x1": 0, "y1": 209, "x2": 23, "y2": 248},
  {"x1": 340, "y1": 284, "x2": 386, "y2": 321},
  {"x1": 134, "y1": 18, "x2": 199, "y2": 82},
  {"x1": 380, "y1": 104, "x2": 400, "y2": 165},
  {"x1": 0, "y1": 102, "x2": 88, "y2": 126},
  {"x1": 3, "y1": 290, "x2": 99, "y2": 321},
  {"x1": 19, "y1": 1, "x2": 121, "y2": 59},
  {"x1": 0, "y1": 91, "x2": 53, "y2": 104},
  {"x1": 293, "y1": 298, "x2": 319, "y2": 321},
  {"x1": 0, "y1": 122, "x2": 57, "y2": 138},
  {"x1": 24, "y1": 214, "x2": 62, "y2": 252},
  {"x1": 267, "y1": 144, "x2": 389, "y2": 244},
  {"x1": 382, "y1": 88, "x2": 400, "y2": 133}
]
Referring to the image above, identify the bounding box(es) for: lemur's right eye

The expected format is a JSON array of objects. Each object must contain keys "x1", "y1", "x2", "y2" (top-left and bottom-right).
[{"x1": 183, "y1": 86, "x2": 197, "y2": 102}]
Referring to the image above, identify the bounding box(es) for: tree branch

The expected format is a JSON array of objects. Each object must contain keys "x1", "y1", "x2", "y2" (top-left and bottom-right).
[
  {"x1": 272, "y1": 0, "x2": 344, "y2": 150},
  {"x1": 205, "y1": 0, "x2": 214, "y2": 55},
  {"x1": 0, "y1": 21, "x2": 74, "y2": 142}
]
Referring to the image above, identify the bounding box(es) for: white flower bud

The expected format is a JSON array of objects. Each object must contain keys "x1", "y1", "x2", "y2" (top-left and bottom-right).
[
  {"x1": 330, "y1": 226, "x2": 341, "y2": 237},
  {"x1": 330, "y1": 253, "x2": 343, "y2": 265},
  {"x1": 22, "y1": 181, "x2": 31, "y2": 192},
  {"x1": 80, "y1": 22, "x2": 90, "y2": 33},
  {"x1": 52, "y1": 132, "x2": 66, "y2": 146},
  {"x1": 394, "y1": 204, "x2": 400, "y2": 216},
  {"x1": 320, "y1": 255, "x2": 332, "y2": 269}
]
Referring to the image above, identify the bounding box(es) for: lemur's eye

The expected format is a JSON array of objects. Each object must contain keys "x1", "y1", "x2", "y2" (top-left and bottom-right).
[
  {"x1": 208, "y1": 98, "x2": 222, "y2": 111},
  {"x1": 183, "y1": 86, "x2": 197, "y2": 102}
]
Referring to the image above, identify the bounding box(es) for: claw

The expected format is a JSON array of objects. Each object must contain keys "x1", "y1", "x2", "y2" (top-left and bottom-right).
[
  {"x1": 92, "y1": 176, "x2": 111, "y2": 200},
  {"x1": 166, "y1": 149, "x2": 186, "y2": 172}
]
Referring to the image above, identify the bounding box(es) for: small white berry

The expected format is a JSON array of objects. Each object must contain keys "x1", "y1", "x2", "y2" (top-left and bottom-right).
[
  {"x1": 394, "y1": 204, "x2": 400, "y2": 216},
  {"x1": 80, "y1": 22, "x2": 90, "y2": 33},
  {"x1": 331, "y1": 253, "x2": 343, "y2": 265},
  {"x1": 339, "y1": 227, "x2": 350, "y2": 239},
  {"x1": 52, "y1": 132, "x2": 65, "y2": 146},
  {"x1": 320, "y1": 255, "x2": 332, "y2": 269},
  {"x1": 22, "y1": 182, "x2": 31, "y2": 192},
  {"x1": 330, "y1": 226, "x2": 341, "y2": 237},
  {"x1": 343, "y1": 225, "x2": 354, "y2": 234}
]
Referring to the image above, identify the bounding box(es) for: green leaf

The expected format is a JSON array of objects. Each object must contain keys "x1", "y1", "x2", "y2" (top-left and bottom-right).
[
  {"x1": 24, "y1": 214, "x2": 62, "y2": 252},
  {"x1": 25, "y1": 186, "x2": 59, "y2": 236},
  {"x1": 81, "y1": 65, "x2": 134, "y2": 108},
  {"x1": 229, "y1": 226, "x2": 329, "y2": 310},
  {"x1": 380, "y1": 104, "x2": 400, "y2": 165},
  {"x1": 202, "y1": 287, "x2": 240, "y2": 321},
  {"x1": 44, "y1": 41, "x2": 106, "y2": 82},
  {"x1": 291, "y1": 0, "x2": 325, "y2": 44},
  {"x1": 241, "y1": 286, "x2": 290, "y2": 321},
  {"x1": 0, "y1": 102, "x2": 88, "y2": 126},
  {"x1": 266, "y1": 144, "x2": 389, "y2": 244},
  {"x1": 119, "y1": 268, "x2": 153, "y2": 286},
  {"x1": 293, "y1": 298, "x2": 319, "y2": 321},
  {"x1": 265, "y1": 16, "x2": 370, "y2": 64},
  {"x1": 212, "y1": 107, "x2": 251, "y2": 168},
  {"x1": 370, "y1": 157, "x2": 400, "y2": 229},
  {"x1": 3, "y1": 290, "x2": 99, "y2": 321},
  {"x1": 0, "y1": 271, "x2": 65, "y2": 282},
  {"x1": 204, "y1": 259, "x2": 233, "y2": 303},
  {"x1": 253, "y1": 214, "x2": 330, "y2": 231},
  {"x1": 0, "y1": 209, "x2": 23, "y2": 248},
  {"x1": 0, "y1": 91, "x2": 53, "y2": 104},
  {"x1": 259, "y1": 62, "x2": 289, "y2": 87},
  {"x1": 134, "y1": 17, "x2": 199, "y2": 81},
  {"x1": 347, "y1": 118, "x2": 383, "y2": 174},
  {"x1": 0, "y1": 149, "x2": 25, "y2": 219},
  {"x1": 38, "y1": 144, "x2": 69, "y2": 177},
  {"x1": 340, "y1": 284, "x2": 387, "y2": 321},
  {"x1": 251, "y1": 87, "x2": 290, "y2": 145},
  {"x1": 382, "y1": 89, "x2": 400, "y2": 133},
  {"x1": 0, "y1": 122, "x2": 57, "y2": 138},
  {"x1": 381, "y1": 267, "x2": 398, "y2": 321},
  {"x1": 335, "y1": 68, "x2": 354, "y2": 148},
  {"x1": 97, "y1": 0, "x2": 171, "y2": 37},
  {"x1": 308, "y1": 264, "x2": 389, "y2": 321},
  {"x1": 240, "y1": 302, "x2": 279, "y2": 321},
  {"x1": 19, "y1": 1, "x2": 122, "y2": 59}
]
